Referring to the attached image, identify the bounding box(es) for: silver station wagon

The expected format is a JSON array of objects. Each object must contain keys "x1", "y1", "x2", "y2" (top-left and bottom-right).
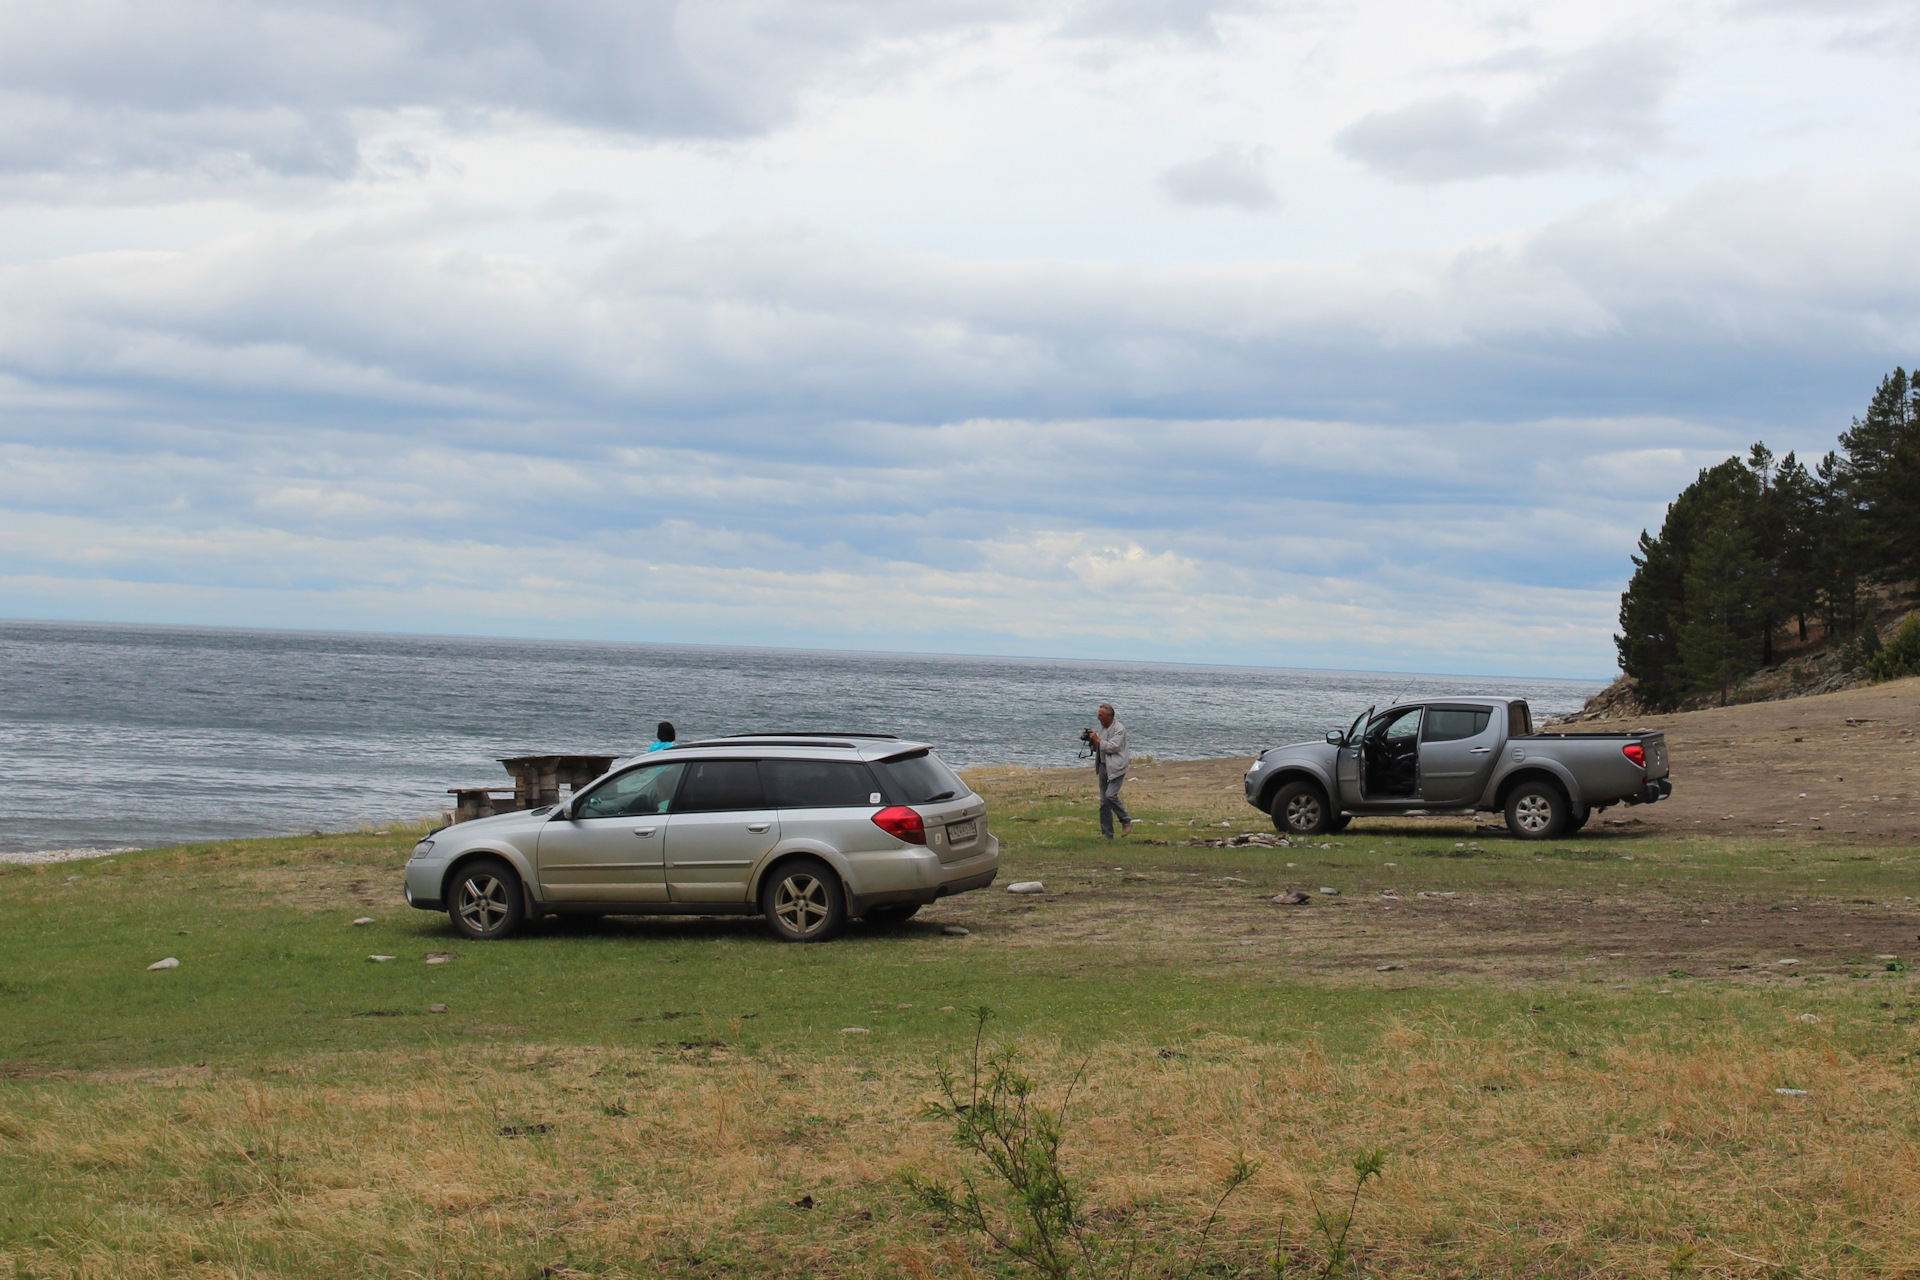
[{"x1": 403, "y1": 734, "x2": 998, "y2": 942}]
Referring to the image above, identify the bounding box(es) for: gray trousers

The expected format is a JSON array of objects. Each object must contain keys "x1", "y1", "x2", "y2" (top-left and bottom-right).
[{"x1": 1097, "y1": 769, "x2": 1131, "y2": 836}]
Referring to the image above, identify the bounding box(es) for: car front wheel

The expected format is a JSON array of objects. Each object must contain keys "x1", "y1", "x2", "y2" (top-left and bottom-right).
[
  {"x1": 1271, "y1": 780, "x2": 1333, "y2": 836},
  {"x1": 447, "y1": 856, "x2": 526, "y2": 940},
  {"x1": 1505, "y1": 782, "x2": 1567, "y2": 841},
  {"x1": 761, "y1": 857, "x2": 847, "y2": 942}
]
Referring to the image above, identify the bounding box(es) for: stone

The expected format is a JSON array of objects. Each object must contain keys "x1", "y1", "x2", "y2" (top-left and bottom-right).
[
  {"x1": 1776, "y1": 958, "x2": 1799, "y2": 966},
  {"x1": 1319, "y1": 886, "x2": 1340, "y2": 896},
  {"x1": 1270, "y1": 890, "x2": 1311, "y2": 905},
  {"x1": 147, "y1": 957, "x2": 180, "y2": 970},
  {"x1": 1375, "y1": 963, "x2": 1403, "y2": 972},
  {"x1": 352, "y1": 917, "x2": 375, "y2": 926},
  {"x1": 429, "y1": 1003, "x2": 450, "y2": 1014},
  {"x1": 1774, "y1": 1087, "x2": 1808, "y2": 1096},
  {"x1": 839, "y1": 1027, "x2": 871, "y2": 1034},
  {"x1": 1008, "y1": 881, "x2": 1046, "y2": 894},
  {"x1": 942, "y1": 925, "x2": 971, "y2": 936},
  {"x1": 1797, "y1": 1013, "x2": 1820, "y2": 1023},
  {"x1": 425, "y1": 951, "x2": 459, "y2": 964},
  {"x1": 370, "y1": 955, "x2": 396, "y2": 962}
]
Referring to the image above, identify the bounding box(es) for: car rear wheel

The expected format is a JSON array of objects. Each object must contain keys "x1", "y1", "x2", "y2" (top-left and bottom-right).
[
  {"x1": 1567, "y1": 805, "x2": 1591, "y2": 833},
  {"x1": 1505, "y1": 782, "x2": 1567, "y2": 841},
  {"x1": 1271, "y1": 780, "x2": 1333, "y2": 836},
  {"x1": 863, "y1": 902, "x2": 921, "y2": 926},
  {"x1": 761, "y1": 857, "x2": 847, "y2": 942},
  {"x1": 447, "y1": 856, "x2": 526, "y2": 940}
]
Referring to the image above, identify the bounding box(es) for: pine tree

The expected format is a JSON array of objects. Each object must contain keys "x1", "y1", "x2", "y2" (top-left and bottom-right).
[
  {"x1": 1677, "y1": 499, "x2": 1761, "y2": 705},
  {"x1": 1838, "y1": 368, "x2": 1920, "y2": 593}
]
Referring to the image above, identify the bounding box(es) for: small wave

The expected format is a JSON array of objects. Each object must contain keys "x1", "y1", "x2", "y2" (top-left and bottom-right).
[{"x1": 0, "y1": 846, "x2": 140, "y2": 866}]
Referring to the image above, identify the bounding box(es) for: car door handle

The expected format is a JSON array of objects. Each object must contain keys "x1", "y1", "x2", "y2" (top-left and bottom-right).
[
  {"x1": 746, "y1": 822, "x2": 771, "y2": 833},
  {"x1": 1468, "y1": 748, "x2": 1491, "y2": 755},
  {"x1": 632, "y1": 827, "x2": 658, "y2": 837}
]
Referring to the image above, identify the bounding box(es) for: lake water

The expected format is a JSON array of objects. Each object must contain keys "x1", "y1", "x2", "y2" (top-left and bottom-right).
[{"x1": 0, "y1": 620, "x2": 1607, "y2": 853}]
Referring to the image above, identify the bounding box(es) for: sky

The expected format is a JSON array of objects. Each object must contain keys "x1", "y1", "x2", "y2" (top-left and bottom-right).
[{"x1": 2, "y1": 0, "x2": 1917, "y2": 678}]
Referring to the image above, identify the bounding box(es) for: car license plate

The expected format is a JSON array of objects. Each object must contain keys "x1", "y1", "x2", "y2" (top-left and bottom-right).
[{"x1": 946, "y1": 820, "x2": 977, "y2": 844}]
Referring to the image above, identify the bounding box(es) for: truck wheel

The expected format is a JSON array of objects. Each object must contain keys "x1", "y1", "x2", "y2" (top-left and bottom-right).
[
  {"x1": 1505, "y1": 782, "x2": 1567, "y2": 840},
  {"x1": 1271, "y1": 781, "x2": 1333, "y2": 836}
]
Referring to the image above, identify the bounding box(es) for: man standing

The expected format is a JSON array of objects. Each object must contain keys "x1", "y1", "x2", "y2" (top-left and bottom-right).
[{"x1": 1086, "y1": 702, "x2": 1133, "y2": 838}]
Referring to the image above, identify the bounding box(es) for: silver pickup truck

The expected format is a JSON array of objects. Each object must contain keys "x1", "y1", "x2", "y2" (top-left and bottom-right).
[{"x1": 1243, "y1": 697, "x2": 1671, "y2": 840}]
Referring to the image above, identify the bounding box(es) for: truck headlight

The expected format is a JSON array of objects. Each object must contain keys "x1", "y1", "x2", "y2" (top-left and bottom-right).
[{"x1": 410, "y1": 839, "x2": 434, "y2": 860}]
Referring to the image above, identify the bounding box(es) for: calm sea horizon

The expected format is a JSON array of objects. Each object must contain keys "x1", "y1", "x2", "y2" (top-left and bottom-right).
[{"x1": 0, "y1": 619, "x2": 1609, "y2": 854}]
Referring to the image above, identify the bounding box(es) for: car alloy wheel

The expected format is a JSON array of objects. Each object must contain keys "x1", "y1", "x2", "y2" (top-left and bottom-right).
[
  {"x1": 448, "y1": 856, "x2": 525, "y2": 940},
  {"x1": 762, "y1": 856, "x2": 846, "y2": 942},
  {"x1": 457, "y1": 874, "x2": 511, "y2": 932},
  {"x1": 774, "y1": 871, "x2": 831, "y2": 935}
]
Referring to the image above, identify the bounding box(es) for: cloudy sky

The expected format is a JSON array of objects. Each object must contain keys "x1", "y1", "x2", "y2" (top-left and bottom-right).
[{"x1": 2, "y1": 0, "x2": 1915, "y2": 677}]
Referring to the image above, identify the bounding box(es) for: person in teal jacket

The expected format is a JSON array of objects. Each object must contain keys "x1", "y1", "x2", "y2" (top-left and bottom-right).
[{"x1": 647, "y1": 721, "x2": 677, "y2": 753}]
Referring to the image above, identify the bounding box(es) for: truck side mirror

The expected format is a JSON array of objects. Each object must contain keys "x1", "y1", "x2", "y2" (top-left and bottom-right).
[{"x1": 1326, "y1": 730, "x2": 1345, "y2": 745}]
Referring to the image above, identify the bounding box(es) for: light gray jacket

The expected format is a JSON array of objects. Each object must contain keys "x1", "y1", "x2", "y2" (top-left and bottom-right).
[{"x1": 1094, "y1": 720, "x2": 1130, "y2": 777}]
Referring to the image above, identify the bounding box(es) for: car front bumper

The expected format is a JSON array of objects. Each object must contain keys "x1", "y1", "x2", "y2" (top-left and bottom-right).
[{"x1": 404, "y1": 858, "x2": 449, "y2": 912}]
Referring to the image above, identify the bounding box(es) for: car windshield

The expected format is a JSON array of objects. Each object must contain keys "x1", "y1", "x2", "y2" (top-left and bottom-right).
[{"x1": 877, "y1": 750, "x2": 968, "y2": 804}]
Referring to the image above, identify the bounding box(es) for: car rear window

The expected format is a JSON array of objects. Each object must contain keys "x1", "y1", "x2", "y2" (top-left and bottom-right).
[
  {"x1": 1425, "y1": 708, "x2": 1492, "y2": 742},
  {"x1": 877, "y1": 750, "x2": 968, "y2": 805},
  {"x1": 1508, "y1": 702, "x2": 1533, "y2": 736},
  {"x1": 760, "y1": 760, "x2": 881, "y2": 808},
  {"x1": 674, "y1": 760, "x2": 765, "y2": 812}
]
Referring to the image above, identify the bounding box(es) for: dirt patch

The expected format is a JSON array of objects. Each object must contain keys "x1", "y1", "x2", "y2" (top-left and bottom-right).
[{"x1": 921, "y1": 868, "x2": 1920, "y2": 985}]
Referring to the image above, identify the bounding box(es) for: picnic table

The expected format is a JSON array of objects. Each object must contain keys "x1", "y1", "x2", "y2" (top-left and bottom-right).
[{"x1": 447, "y1": 753, "x2": 619, "y2": 824}]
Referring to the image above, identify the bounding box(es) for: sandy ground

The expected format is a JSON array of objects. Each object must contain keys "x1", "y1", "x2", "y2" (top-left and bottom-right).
[{"x1": 971, "y1": 674, "x2": 1920, "y2": 845}]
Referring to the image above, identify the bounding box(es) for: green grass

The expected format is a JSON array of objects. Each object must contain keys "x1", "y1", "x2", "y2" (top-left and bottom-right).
[
  {"x1": 2, "y1": 804, "x2": 1914, "y2": 1071},
  {"x1": 3, "y1": 789, "x2": 1919, "y2": 1278}
]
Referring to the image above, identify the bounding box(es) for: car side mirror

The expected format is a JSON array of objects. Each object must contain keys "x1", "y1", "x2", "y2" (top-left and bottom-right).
[
  {"x1": 1326, "y1": 731, "x2": 1345, "y2": 745},
  {"x1": 551, "y1": 800, "x2": 577, "y2": 820}
]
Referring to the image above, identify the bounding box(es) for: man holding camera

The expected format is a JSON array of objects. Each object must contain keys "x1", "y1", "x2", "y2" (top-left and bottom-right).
[{"x1": 1085, "y1": 702, "x2": 1133, "y2": 838}]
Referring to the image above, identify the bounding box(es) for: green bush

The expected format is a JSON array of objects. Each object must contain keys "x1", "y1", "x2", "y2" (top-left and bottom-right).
[{"x1": 1868, "y1": 613, "x2": 1920, "y2": 681}]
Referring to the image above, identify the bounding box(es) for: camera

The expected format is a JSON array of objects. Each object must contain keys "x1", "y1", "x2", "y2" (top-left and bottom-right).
[{"x1": 1078, "y1": 727, "x2": 1095, "y2": 743}]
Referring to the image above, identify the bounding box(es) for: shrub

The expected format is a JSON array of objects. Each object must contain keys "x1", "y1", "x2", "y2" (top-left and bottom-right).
[{"x1": 1869, "y1": 613, "x2": 1920, "y2": 681}]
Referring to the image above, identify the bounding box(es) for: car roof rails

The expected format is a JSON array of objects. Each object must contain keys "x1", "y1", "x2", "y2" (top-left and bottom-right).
[{"x1": 721, "y1": 731, "x2": 901, "y2": 740}]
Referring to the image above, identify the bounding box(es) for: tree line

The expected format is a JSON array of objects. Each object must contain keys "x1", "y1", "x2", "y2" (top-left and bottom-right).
[{"x1": 1616, "y1": 366, "x2": 1920, "y2": 709}]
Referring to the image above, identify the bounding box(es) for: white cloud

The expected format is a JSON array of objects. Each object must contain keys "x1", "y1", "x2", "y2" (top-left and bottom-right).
[
  {"x1": 1335, "y1": 41, "x2": 1677, "y2": 182},
  {"x1": 1, "y1": 0, "x2": 1917, "y2": 676},
  {"x1": 1158, "y1": 145, "x2": 1275, "y2": 209}
]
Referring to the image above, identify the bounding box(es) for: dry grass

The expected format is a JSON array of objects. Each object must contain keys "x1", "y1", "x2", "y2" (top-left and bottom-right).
[{"x1": 4, "y1": 1009, "x2": 1919, "y2": 1278}]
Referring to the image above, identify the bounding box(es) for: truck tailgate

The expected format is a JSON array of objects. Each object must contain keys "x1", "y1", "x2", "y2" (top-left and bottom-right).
[{"x1": 1640, "y1": 733, "x2": 1670, "y2": 779}]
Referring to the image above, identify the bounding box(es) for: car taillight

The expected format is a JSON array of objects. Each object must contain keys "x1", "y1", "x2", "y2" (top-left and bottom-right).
[
  {"x1": 1622, "y1": 742, "x2": 1646, "y2": 768},
  {"x1": 871, "y1": 806, "x2": 926, "y2": 844}
]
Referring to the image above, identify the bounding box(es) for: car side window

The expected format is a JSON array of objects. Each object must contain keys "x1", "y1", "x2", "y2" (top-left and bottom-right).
[
  {"x1": 760, "y1": 760, "x2": 882, "y2": 808},
  {"x1": 1370, "y1": 707, "x2": 1421, "y2": 741},
  {"x1": 1424, "y1": 709, "x2": 1492, "y2": 742},
  {"x1": 576, "y1": 762, "x2": 685, "y2": 819},
  {"x1": 675, "y1": 760, "x2": 766, "y2": 812}
]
